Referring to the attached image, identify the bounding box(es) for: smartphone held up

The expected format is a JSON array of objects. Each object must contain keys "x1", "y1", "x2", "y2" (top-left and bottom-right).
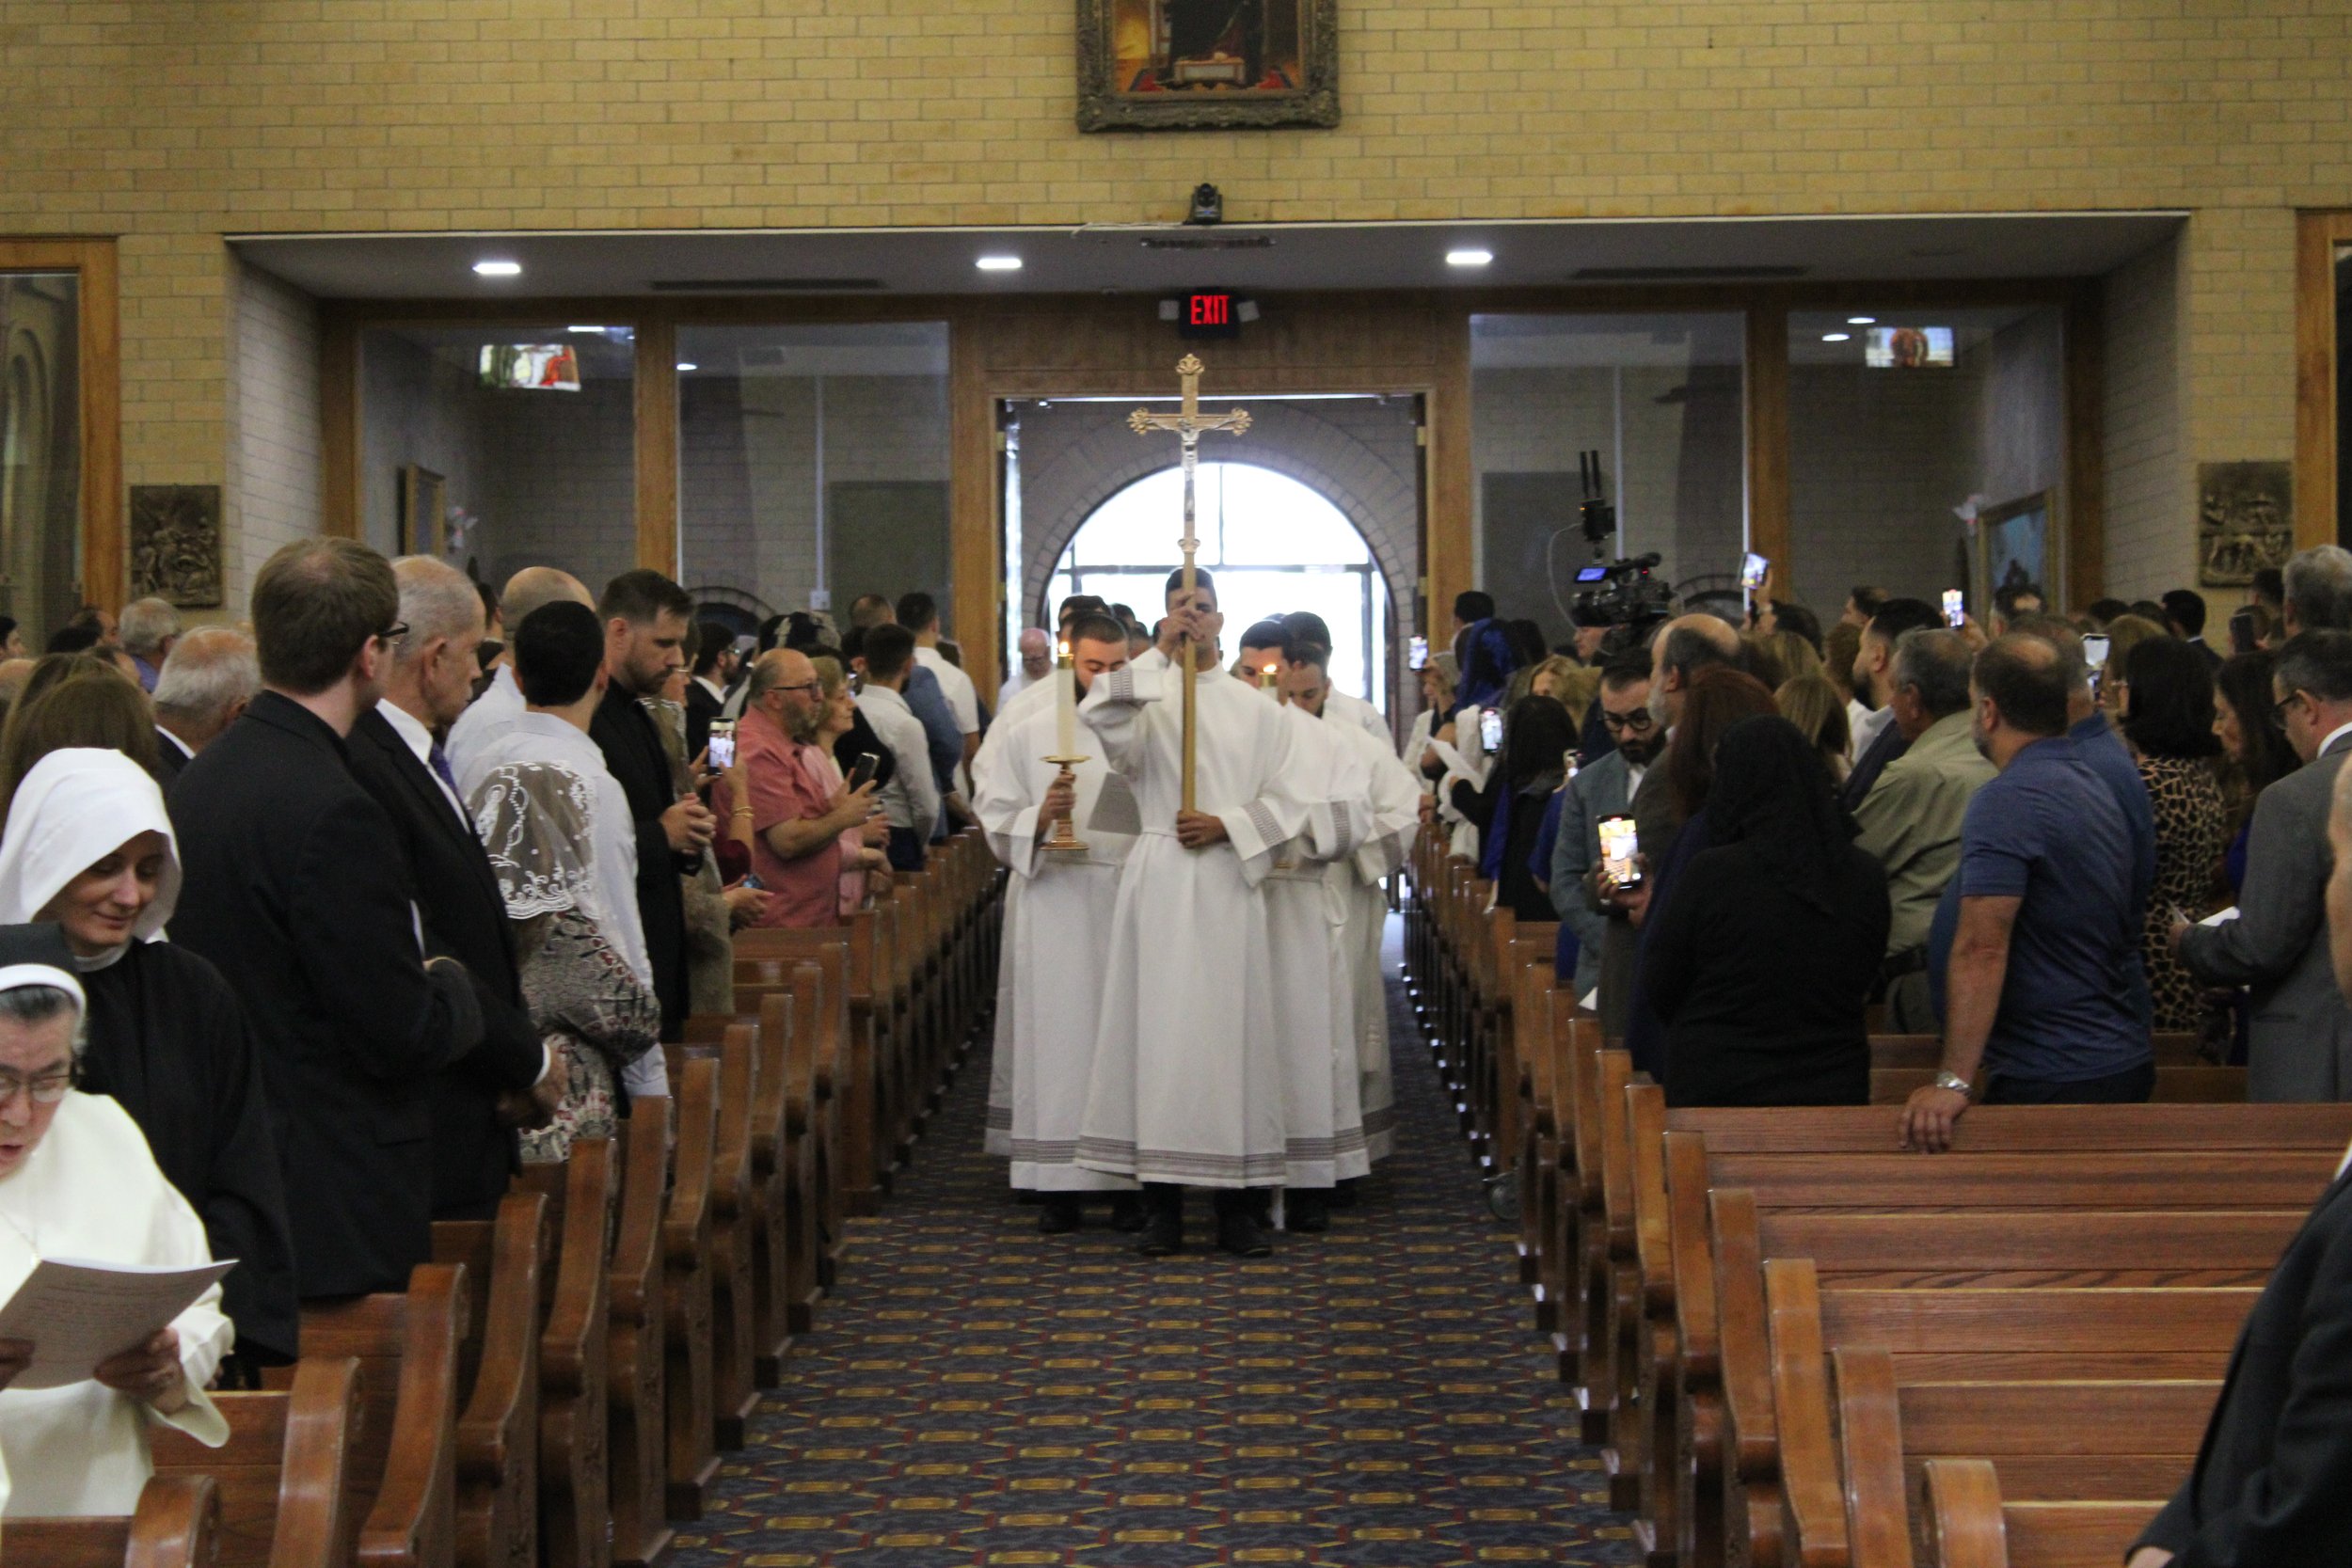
[
  {"x1": 707, "y1": 721, "x2": 737, "y2": 770},
  {"x1": 1598, "y1": 813, "x2": 1643, "y2": 889}
]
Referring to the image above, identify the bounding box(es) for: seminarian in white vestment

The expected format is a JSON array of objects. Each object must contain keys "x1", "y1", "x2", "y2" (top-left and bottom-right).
[
  {"x1": 1073, "y1": 639, "x2": 1308, "y2": 1254},
  {"x1": 1, "y1": 1001, "x2": 233, "y2": 1517},
  {"x1": 1255, "y1": 687, "x2": 1374, "y2": 1225},
  {"x1": 973, "y1": 652, "x2": 1139, "y2": 1218},
  {"x1": 1321, "y1": 712, "x2": 1423, "y2": 1160}
]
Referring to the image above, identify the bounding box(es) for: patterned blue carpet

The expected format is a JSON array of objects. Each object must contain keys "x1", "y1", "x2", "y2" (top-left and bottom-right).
[{"x1": 670, "y1": 922, "x2": 1635, "y2": 1566}]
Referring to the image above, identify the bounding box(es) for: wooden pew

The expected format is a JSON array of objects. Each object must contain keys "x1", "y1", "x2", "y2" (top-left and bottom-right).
[
  {"x1": 608, "y1": 1100, "x2": 670, "y2": 1568},
  {"x1": 277, "y1": 1263, "x2": 468, "y2": 1568},
  {"x1": 691, "y1": 1027, "x2": 760, "y2": 1452},
  {"x1": 1768, "y1": 1259, "x2": 2250, "y2": 1568},
  {"x1": 1651, "y1": 1105, "x2": 2352, "y2": 1568},
  {"x1": 661, "y1": 1054, "x2": 721, "y2": 1522},
  {"x1": 430, "y1": 1191, "x2": 547, "y2": 1568},
  {"x1": 150, "y1": 1356, "x2": 360, "y2": 1568},
  {"x1": 739, "y1": 924, "x2": 881, "y2": 1213},
  {"x1": 516, "y1": 1138, "x2": 615, "y2": 1568},
  {"x1": 1, "y1": 1475, "x2": 222, "y2": 1568}
]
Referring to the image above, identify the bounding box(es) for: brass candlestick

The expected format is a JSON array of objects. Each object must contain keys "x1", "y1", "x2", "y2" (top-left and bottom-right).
[{"x1": 1041, "y1": 757, "x2": 1089, "y2": 853}]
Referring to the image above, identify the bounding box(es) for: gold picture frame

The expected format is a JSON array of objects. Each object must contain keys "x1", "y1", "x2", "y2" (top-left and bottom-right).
[
  {"x1": 399, "y1": 464, "x2": 445, "y2": 557},
  {"x1": 1974, "y1": 490, "x2": 2052, "y2": 615},
  {"x1": 1077, "y1": 0, "x2": 1338, "y2": 132}
]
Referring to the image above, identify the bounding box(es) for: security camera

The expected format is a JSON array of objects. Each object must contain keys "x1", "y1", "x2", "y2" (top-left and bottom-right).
[{"x1": 1187, "y1": 183, "x2": 1223, "y2": 226}]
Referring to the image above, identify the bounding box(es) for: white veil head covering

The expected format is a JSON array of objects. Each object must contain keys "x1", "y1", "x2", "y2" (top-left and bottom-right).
[
  {"x1": 0, "y1": 748, "x2": 182, "y2": 942},
  {"x1": 470, "y1": 761, "x2": 598, "y2": 921}
]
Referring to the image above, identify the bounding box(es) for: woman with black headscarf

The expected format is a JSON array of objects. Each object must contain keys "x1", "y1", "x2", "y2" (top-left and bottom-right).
[{"x1": 1642, "y1": 714, "x2": 1891, "y2": 1107}]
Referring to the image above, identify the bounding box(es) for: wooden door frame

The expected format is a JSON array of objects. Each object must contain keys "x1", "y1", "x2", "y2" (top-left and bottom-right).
[
  {"x1": 2296, "y1": 211, "x2": 2352, "y2": 548},
  {"x1": 0, "y1": 237, "x2": 121, "y2": 612}
]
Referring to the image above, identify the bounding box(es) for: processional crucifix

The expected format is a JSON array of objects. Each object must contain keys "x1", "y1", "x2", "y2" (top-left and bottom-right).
[{"x1": 1129, "y1": 355, "x2": 1251, "y2": 811}]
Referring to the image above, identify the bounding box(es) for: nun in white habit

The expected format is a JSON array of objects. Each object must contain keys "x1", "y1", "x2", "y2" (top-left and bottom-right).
[
  {"x1": 0, "y1": 921, "x2": 233, "y2": 1516},
  {"x1": 0, "y1": 749, "x2": 297, "y2": 1370}
]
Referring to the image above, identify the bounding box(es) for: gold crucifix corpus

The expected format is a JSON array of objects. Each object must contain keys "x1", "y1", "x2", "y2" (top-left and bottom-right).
[{"x1": 1128, "y1": 355, "x2": 1251, "y2": 812}]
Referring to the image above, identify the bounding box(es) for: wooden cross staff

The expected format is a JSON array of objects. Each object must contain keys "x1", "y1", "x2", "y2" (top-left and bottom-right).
[{"x1": 1128, "y1": 354, "x2": 1250, "y2": 811}]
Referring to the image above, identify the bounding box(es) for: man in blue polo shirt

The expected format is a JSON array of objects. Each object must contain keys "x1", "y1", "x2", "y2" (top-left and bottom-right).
[{"x1": 1903, "y1": 633, "x2": 2153, "y2": 1150}]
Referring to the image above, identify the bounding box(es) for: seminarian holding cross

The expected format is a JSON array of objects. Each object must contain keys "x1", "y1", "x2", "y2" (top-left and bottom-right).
[{"x1": 1073, "y1": 357, "x2": 1317, "y2": 1258}]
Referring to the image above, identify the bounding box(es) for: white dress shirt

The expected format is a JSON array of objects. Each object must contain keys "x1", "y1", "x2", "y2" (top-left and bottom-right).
[
  {"x1": 914, "y1": 644, "x2": 980, "y2": 736},
  {"x1": 855, "y1": 683, "x2": 942, "y2": 841},
  {"x1": 447, "y1": 664, "x2": 526, "y2": 783}
]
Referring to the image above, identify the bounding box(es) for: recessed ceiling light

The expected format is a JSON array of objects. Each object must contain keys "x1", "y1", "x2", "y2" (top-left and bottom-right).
[
  {"x1": 976, "y1": 256, "x2": 1023, "y2": 272},
  {"x1": 472, "y1": 260, "x2": 522, "y2": 277},
  {"x1": 567, "y1": 325, "x2": 610, "y2": 334},
  {"x1": 1446, "y1": 248, "x2": 1494, "y2": 268},
  {"x1": 1821, "y1": 332, "x2": 1851, "y2": 343},
  {"x1": 1847, "y1": 315, "x2": 1877, "y2": 326},
  {"x1": 675, "y1": 362, "x2": 697, "y2": 372}
]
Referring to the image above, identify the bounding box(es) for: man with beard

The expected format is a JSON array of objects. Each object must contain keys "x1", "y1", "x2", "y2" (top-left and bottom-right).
[
  {"x1": 1552, "y1": 654, "x2": 1661, "y2": 1010},
  {"x1": 591, "y1": 569, "x2": 714, "y2": 1044},
  {"x1": 973, "y1": 612, "x2": 1139, "y2": 1229}
]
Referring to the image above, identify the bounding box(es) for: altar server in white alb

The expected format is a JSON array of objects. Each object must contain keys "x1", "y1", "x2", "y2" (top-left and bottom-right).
[
  {"x1": 1279, "y1": 610, "x2": 1392, "y2": 748},
  {"x1": 1232, "y1": 622, "x2": 1370, "y2": 1234},
  {"x1": 1075, "y1": 571, "x2": 1309, "y2": 1258},
  {"x1": 0, "y1": 924, "x2": 232, "y2": 1517},
  {"x1": 1279, "y1": 639, "x2": 1423, "y2": 1162},
  {"x1": 974, "y1": 612, "x2": 1141, "y2": 1232}
]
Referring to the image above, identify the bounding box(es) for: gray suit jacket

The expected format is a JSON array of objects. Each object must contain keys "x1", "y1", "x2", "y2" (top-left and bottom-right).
[
  {"x1": 1550, "y1": 750, "x2": 1637, "y2": 999},
  {"x1": 2178, "y1": 733, "x2": 2352, "y2": 1101}
]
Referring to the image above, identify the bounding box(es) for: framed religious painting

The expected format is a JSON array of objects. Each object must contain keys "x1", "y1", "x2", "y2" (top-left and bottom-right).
[
  {"x1": 1975, "y1": 490, "x2": 2052, "y2": 612},
  {"x1": 1078, "y1": 0, "x2": 1339, "y2": 131}
]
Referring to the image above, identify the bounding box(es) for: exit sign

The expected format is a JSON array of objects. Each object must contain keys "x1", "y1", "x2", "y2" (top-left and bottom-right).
[{"x1": 1176, "y1": 290, "x2": 1243, "y2": 340}]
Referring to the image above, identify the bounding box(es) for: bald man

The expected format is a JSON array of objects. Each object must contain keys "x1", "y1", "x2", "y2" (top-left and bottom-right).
[
  {"x1": 1001, "y1": 627, "x2": 1054, "y2": 704},
  {"x1": 449, "y1": 565, "x2": 594, "y2": 779},
  {"x1": 715, "y1": 649, "x2": 883, "y2": 929}
]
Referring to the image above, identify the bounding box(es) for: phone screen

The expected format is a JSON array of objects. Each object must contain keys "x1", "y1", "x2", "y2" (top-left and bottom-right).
[
  {"x1": 2083, "y1": 633, "x2": 2111, "y2": 671},
  {"x1": 1479, "y1": 708, "x2": 1505, "y2": 753},
  {"x1": 1942, "y1": 589, "x2": 1965, "y2": 627},
  {"x1": 1599, "y1": 815, "x2": 1642, "y2": 887},
  {"x1": 707, "y1": 722, "x2": 736, "y2": 769},
  {"x1": 1409, "y1": 635, "x2": 1429, "y2": 671},
  {"x1": 1740, "y1": 552, "x2": 1769, "y2": 591},
  {"x1": 848, "y1": 752, "x2": 881, "y2": 792}
]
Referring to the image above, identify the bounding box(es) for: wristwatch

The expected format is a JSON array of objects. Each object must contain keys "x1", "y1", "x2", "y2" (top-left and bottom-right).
[{"x1": 1933, "y1": 1069, "x2": 1975, "y2": 1098}]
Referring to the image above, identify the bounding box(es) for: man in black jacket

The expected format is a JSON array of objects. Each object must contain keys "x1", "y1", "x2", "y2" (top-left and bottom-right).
[
  {"x1": 347, "y1": 555, "x2": 556, "y2": 1220},
  {"x1": 2125, "y1": 758, "x2": 2352, "y2": 1566},
  {"x1": 592, "y1": 569, "x2": 713, "y2": 1039},
  {"x1": 686, "y1": 618, "x2": 737, "y2": 763},
  {"x1": 169, "y1": 538, "x2": 487, "y2": 1301}
]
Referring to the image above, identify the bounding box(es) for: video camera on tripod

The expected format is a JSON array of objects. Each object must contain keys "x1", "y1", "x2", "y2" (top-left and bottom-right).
[{"x1": 1565, "y1": 450, "x2": 1675, "y2": 633}]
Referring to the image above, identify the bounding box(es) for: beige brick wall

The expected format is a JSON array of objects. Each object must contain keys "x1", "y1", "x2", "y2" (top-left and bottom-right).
[{"x1": 6, "y1": 0, "x2": 2347, "y2": 583}]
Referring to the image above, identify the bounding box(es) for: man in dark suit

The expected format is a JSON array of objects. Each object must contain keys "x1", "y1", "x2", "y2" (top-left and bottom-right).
[
  {"x1": 347, "y1": 555, "x2": 554, "y2": 1220},
  {"x1": 2124, "y1": 757, "x2": 2352, "y2": 1566},
  {"x1": 2173, "y1": 630, "x2": 2352, "y2": 1101},
  {"x1": 592, "y1": 569, "x2": 714, "y2": 1040},
  {"x1": 685, "y1": 618, "x2": 737, "y2": 764},
  {"x1": 169, "y1": 538, "x2": 487, "y2": 1301},
  {"x1": 2163, "y1": 587, "x2": 2226, "y2": 672},
  {"x1": 150, "y1": 625, "x2": 260, "y2": 791}
]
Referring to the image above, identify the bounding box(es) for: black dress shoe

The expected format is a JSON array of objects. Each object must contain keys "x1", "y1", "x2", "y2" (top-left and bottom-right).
[
  {"x1": 1216, "y1": 1205, "x2": 1274, "y2": 1257},
  {"x1": 1286, "y1": 1190, "x2": 1331, "y2": 1233},
  {"x1": 1038, "y1": 1195, "x2": 1083, "y2": 1234},
  {"x1": 1136, "y1": 1207, "x2": 1184, "y2": 1256},
  {"x1": 1109, "y1": 1193, "x2": 1146, "y2": 1232}
]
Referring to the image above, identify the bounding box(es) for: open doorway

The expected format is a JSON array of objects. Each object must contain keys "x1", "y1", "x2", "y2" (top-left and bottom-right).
[
  {"x1": 1045, "y1": 461, "x2": 1391, "y2": 713},
  {"x1": 1004, "y1": 392, "x2": 1421, "y2": 722}
]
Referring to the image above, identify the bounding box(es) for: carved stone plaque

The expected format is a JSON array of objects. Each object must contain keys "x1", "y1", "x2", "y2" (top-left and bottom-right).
[{"x1": 127, "y1": 484, "x2": 224, "y2": 608}]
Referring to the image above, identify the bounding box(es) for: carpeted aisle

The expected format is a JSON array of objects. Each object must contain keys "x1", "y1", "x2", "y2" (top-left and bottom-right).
[{"x1": 671, "y1": 922, "x2": 1636, "y2": 1567}]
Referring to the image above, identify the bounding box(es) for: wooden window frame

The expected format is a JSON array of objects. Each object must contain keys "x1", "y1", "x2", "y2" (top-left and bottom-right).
[
  {"x1": 2296, "y1": 212, "x2": 2352, "y2": 548},
  {"x1": 0, "y1": 237, "x2": 121, "y2": 612}
]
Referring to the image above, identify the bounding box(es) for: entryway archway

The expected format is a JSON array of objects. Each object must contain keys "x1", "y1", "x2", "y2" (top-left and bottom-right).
[{"x1": 1045, "y1": 461, "x2": 1392, "y2": 714}]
